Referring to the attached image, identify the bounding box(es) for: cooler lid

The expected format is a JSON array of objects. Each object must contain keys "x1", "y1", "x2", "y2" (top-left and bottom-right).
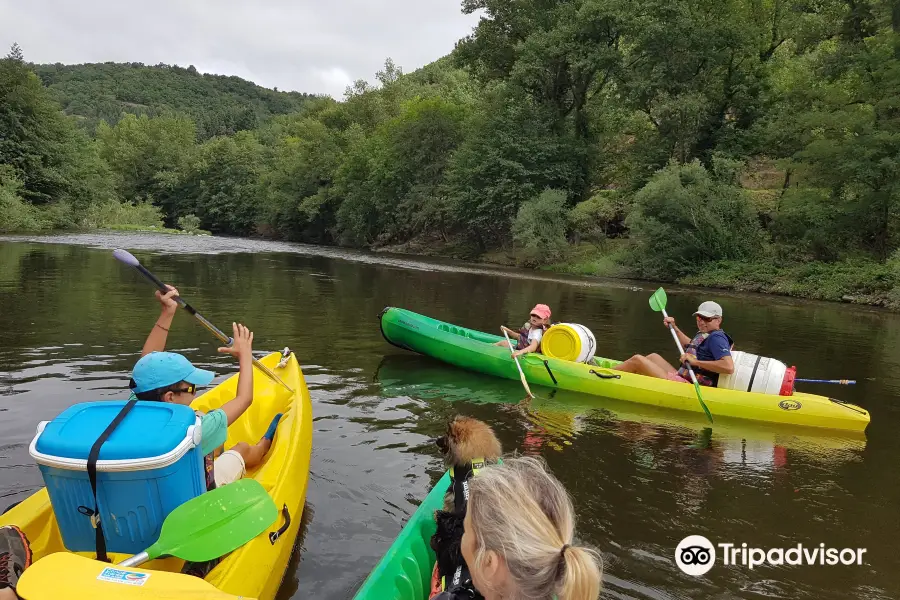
[{"x1": 34, "y1": 401, "x2": 198, "y2": 461}]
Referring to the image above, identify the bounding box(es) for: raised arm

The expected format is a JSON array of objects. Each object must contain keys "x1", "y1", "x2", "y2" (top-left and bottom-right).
[
  {"x1": 663, "y1": 316, "x2": 692, "y2": 347},
  {"x1": 141, "y1": 285, "x2": 180, "y2": 356},
  {"x1": 217, "y1": 323, "x2": 255, "y2": 426}
]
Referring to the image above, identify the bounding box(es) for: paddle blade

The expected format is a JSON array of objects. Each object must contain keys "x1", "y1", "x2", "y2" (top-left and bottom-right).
[
  {"x1": 649, "y1": 287, "x2": 668, "y2": 312},
  {"x1": 693, "y1": 381, "x2": 714, "y2": 424},
  {"x1": 147, "y1": 479, "x2": 278, "y2": 563},
  {"x1": 112, "y1": 248, "x2": 140, "y2": 267}
]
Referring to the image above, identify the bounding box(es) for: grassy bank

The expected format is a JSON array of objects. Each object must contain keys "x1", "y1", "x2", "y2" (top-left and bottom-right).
[
  {"x1": 378, "y1": 237, "x2": 900, "y2": 310},
  {"x1": 538, "y1": 242, "x2": 900, "y2": 310}
]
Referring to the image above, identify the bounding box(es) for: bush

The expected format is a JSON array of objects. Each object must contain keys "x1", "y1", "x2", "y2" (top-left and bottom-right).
[
  {"x1": 0, "y1": 167, "x2": 48, "y2": 232},
  {"x1": 627, "y1": 160, "x2": 765, "y2": 279},
  {"x1": 81, "y1": 199, "x2": 164, "y2": 229},
  {"x1": 512, "y1": 189, "x2": 569, "y2": 266},
  {"x1": 177, "y1": 214, "x2": 202, "y2": 233},
  {"x1": 568, "y1": 190, "x2": 625, "y2": 243},
  {"x1": 768, "y1": 187, "x2": 843, "y2": 261}
]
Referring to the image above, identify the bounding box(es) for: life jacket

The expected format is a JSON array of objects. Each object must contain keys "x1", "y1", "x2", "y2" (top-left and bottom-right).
[
  {"x1": 677, "y1": 330, "x2": 734, "y2": 387},
  {"x1": 517, "y1": 322, "x2": 549, "y2": 352}
]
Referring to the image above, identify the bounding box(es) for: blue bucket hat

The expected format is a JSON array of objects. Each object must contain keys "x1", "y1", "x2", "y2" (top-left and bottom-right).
[{"x1": 131, "y1": 351, "x2": 216, "y2": 394}]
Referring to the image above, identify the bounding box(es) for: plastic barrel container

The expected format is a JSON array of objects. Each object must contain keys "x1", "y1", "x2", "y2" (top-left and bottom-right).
[
  {"x1": 541, "y1": 324, "x2": 597, "y2": 363},
  {"x1": 718, "y1": 351, "x2": 789, "y2": 395}
]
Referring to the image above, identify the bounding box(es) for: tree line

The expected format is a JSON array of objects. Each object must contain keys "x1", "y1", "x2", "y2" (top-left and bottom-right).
[{"x1": 3, "y1": 0, "x2": 900, "y2": 307}]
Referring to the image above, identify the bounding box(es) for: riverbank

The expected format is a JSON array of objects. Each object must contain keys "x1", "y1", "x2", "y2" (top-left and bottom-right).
[{"x1": 378, "y1": 237, "x2": 900, "y2": 311}]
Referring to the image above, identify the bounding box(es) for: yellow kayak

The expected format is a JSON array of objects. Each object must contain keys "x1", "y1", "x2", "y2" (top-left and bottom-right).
[{"x1": 3, "y1": 350, "x2": 313, "y2": 600}]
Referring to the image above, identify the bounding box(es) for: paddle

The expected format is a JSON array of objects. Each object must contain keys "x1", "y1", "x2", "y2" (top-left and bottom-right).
[
  {"x1": 113, "y1": 248, "x2": 293, "y2": 393},
  {"x1": 118, "y1": 478, "x2": 278, "y2": 567},
  {"x1": 795, "y1": 379, "x2": 856, "y2": 385},
  {"x1": 649, "y1": 287, "x2": 714, "y2": 424},
  {"x1": 502, "y1": 328, "x2": 535, "y2": 398}
]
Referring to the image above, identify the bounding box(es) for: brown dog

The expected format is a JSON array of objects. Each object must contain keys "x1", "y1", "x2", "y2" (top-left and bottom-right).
[
  {"x1": 435, "y1": 416, "x2": 502, "y2": 510},
  {"x1": 431, "y1": 416, "x2": 502, "y2": 594}
]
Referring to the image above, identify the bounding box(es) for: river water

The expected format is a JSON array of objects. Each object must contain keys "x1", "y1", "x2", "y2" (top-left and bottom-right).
[{"x1": 0, "y1": 232, "x2": 897, "y2": 599}]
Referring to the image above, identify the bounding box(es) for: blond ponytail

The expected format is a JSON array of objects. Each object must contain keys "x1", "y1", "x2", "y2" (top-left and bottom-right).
[
  {"x1": 467, "y1": 456, "x2": 603, "y2": 600},
  {"x1": 559, "y1": 544, "x2": 602, "y2": 600}
]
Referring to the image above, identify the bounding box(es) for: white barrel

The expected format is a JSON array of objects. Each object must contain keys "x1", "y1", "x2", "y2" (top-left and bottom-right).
[
  {"x1": 541, "y1": 323, "x2": 597, "y2": 364},
  {"x1": 718, "y1": 351, "x2": 787, "y2": 395}
]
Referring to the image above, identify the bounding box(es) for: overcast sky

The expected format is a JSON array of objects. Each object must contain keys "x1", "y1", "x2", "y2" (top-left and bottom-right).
[{"x1": 0, "y1": 0, "x2": 481, "y2": 98}]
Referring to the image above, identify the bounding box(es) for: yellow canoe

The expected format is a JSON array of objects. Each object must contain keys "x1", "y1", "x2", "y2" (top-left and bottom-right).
[{"x1": 3, "y1": 350, "x2": 313, "y2": 600}]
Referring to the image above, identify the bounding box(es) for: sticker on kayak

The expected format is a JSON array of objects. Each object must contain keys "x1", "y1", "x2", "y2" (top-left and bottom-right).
[
  {"x1": 779, "y1": 400, "x2": 802, "y2": 411},
  {"x1": 97, "y1": 567, "x2": 150, "y2": 586}
]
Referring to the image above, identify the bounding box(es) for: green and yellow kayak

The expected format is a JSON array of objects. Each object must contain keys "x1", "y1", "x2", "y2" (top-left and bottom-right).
[
  {"x1": 352, "y1": 471, "x2": 449, "y2": 600},
  {"x1": 379, "y1": 307, "x2": 870, "y2": 433}
]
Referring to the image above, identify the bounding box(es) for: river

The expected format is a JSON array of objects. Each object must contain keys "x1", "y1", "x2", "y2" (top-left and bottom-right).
[{"x1": 0, "y1": 232, "x2": 897, "y2": 599}]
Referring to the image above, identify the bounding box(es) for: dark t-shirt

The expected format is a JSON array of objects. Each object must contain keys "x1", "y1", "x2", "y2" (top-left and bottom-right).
[{"x1": 696, "y1": 330, "x2": 732, "y2": 362}]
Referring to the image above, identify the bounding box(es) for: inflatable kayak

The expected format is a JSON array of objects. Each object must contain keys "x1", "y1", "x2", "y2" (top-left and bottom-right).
[
  {"x1": 2, "y1": 350, "x2": 313, "y2": 600},
  {"x1": 352, "y1": 471, "x2": 449, "y2": 600},
  {"x1": 379, "y1": 307, "x2": 870, "y2": 433}
]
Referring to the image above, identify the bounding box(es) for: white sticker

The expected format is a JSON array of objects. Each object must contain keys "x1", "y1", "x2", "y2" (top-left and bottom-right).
[{"x1": 97, "y1": 567, "x2": 151, "y2": 586}]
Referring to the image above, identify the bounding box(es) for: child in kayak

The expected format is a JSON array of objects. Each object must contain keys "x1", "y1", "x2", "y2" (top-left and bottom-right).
[
  {"x1": 430, "y1": 456, "x2": 602, "y2": 600},
  {"x1": 0, "y1": 287, "x2": 282, "y2": 596},
  {"x1": 131, "y1": 285, "x2": 280, "y2": 490},
  {"x1": 494, "y1": 304, "x2": 552, "y2": 357}
]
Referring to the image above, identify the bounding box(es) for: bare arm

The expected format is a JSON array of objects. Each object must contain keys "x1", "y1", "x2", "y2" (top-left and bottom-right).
[
  {"x1": 512, "y1": 339, "x2": 539, "y2": 357},
  {"x1": 141, "y1": 286, "x2": 179, "y2": 356},
  {"x1": 500, "y1": 326, "x2": 522, "y2": 341},
  {"x1": 664, "y1": 317, "x2": 692, "y2": 347},
  {"x1": 217, "y1": 323, "x2": 254, "y2": 426},
  {"x1": 682, "y1": 354, "x2": 735, "y2": 374}
]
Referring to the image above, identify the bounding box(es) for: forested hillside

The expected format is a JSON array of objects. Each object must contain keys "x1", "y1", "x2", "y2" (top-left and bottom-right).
[
  {"x1": 35, "y1": 62, "x2": 316, "y2": 138},
  {"x1": 3, "y1": 0, "x2": 900, "y2": 308}
]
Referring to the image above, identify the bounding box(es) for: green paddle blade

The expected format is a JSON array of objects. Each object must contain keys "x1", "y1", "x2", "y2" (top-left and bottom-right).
[
  {"x1": 649, "y1": 287, "x2": 668, "y2": 312},
  {"x1": 145, "y1": 478, "x2": 278, "y2": 563}
]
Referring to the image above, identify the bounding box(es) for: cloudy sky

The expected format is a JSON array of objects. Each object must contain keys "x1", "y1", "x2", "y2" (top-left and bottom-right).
[{"x1": 0, "y1": 0, "x2": 481, "y2": 98}]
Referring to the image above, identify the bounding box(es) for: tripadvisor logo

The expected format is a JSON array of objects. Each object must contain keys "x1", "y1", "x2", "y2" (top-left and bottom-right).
[{"x1": 675, "y1": 536, "x2": 867, "y2": 576}]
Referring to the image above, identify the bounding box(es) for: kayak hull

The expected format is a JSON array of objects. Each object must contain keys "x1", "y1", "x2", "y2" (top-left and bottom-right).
[
  {"x1": 352, "y1": 471, "x2": 449, "y2": 600},
  {"x1": 379, "y1": 307, "x2": 870, "y2": 433},
  {"x1": 3, "y1": 351, "x2": 313, "y2": 600}
]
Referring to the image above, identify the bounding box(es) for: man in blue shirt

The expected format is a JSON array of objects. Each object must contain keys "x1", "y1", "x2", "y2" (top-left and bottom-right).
[{"x1": 613, "y1": 301, "x2": 734, "y2": 386}]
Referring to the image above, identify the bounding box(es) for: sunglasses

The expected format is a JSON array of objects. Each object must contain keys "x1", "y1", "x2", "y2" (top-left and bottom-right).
[
  {"x1": 530, "y1": 314, "x2": 542, "y2": 319},
  {"x1": 696, "y1": 315, "x2": 718, "y2": 323},
  {"x1": 171, "y1": 383, "x2": 197, "y2": 395}
]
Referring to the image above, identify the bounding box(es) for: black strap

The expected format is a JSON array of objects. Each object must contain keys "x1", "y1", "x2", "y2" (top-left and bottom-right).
[
  {"x1": 80, "y1": 398, "x2": 138, "y2": 563},
  {"x1": 542, "y1": 360, "x2": 558, "y2": 385},
  {"x1": 746, "y1": 355, "x2": 763, "y2": 392}
]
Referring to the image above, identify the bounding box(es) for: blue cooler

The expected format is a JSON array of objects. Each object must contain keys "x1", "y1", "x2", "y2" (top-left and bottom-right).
[{"x1": 29, "y1": 401, "x2": 206, "y2": 554}]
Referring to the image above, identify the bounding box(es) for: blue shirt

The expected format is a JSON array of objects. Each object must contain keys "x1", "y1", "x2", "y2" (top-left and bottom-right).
[
  {"x1": 696, "y1": 330, "x2": 732, "y2": 362},
  {"x1": 678, "y1": 330, "x2": 733, "y2": 386}
]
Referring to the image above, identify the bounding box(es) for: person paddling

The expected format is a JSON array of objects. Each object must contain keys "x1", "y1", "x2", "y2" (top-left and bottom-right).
[
  {"x1": 494, "y1": 304, "x2": 552, "y2": 357},
  {"x1": 613, "y1": 301, "x2": 734, "y2": 386}
]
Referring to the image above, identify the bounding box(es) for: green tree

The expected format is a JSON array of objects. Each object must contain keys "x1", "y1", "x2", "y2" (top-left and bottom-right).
[
  {"x1": 0, "y1": 45, "x2": 112, "y2": 209},
  {"x1": 512, "y1": 189, "x2": 570, "y2": 265},
  {"x1": 444, "y1": 87, "x2": 578, "y2": 249},
  {"x1": 96, "y1": 113, "x2": 196, "y2": 218}
]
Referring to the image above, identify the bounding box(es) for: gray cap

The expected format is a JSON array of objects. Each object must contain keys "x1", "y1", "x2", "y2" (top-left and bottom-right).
[{"x1": 693, "y1": 301, "x2": 723, "y2": 318}]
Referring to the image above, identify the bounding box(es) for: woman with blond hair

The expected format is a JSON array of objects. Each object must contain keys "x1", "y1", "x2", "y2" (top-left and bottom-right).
[{"x1": 456, "y1": 456, "x2": 603, "y2": 600}]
